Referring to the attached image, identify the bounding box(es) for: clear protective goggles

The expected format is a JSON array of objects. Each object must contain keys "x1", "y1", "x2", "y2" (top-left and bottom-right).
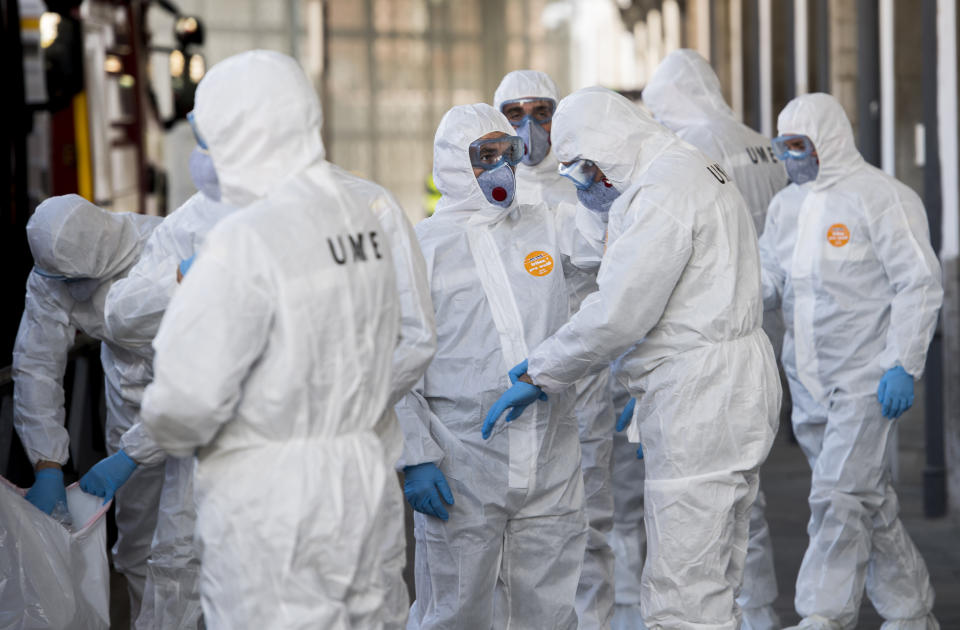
[
  {"x1": 558, "y1": 158, "x2": 601, "y2": 191},
  {"x1": 469, "y1": 135, "x2": 524, "y2": 171},
  {"x1": 499, "y1": 97, "x2": 556, "y2": 127},
  {"x1": 771, "y1": 134, "x2": 815, "y2": 160},
  {"x1": 187, "y1": 111, "x2": 208, "y2": 150}
]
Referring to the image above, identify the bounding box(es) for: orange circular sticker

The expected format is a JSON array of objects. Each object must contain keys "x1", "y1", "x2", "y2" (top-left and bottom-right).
[
  {"x1": 524, "y1": 250, "x2": 554, "y2": 277},
  {"x1": 827, "y1": 223, "x2": 850, "y2": 247}
]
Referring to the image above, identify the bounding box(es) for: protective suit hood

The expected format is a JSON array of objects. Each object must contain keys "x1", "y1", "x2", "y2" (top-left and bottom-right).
[
  {"x1": 27, "y1": 194, "x2": 149, "y2": 280},
  {"x1": 493, "y1": 69, "x2": 560, "y2": 109},
  {"x1": 643, "y1": 49, "x2": 735, "y2": 128},
  {"x1": 777, "y1": 92, "x2": 864, "y2": 191},
  {"x1": 432, "y1": 103, "x2": 518, "y2": 216},
  {"x1": 192, "y1": 50, "x2": 325, "y2": 207},
  {"x1": 551, "y1": 86, "x2": 675, "y2": 190}
]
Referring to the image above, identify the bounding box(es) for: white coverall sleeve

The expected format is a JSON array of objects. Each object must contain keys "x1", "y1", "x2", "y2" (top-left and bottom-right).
[
  {"x1": 119, "y1": 422, "x2": 167, "y2": 465},
  {"x1": 758, "y1": 198, "x2": 785, "y2": 312},
  {"x1": 141, "y1": 223, "x2": 273, "y2": 457},
  {"x1": 391, "y1": 227, "x2": 443, "y2": 471},
  {"x1": 108, "y1": 220, "x2": 192, "y2": 465},
  {"x1": 12, "y1": 276, "x2": 77, "y2": 466},
  {"x1": 394, "y1": 382, "x2": 446, "y2": 469},
  {"x1": 375, "y1": 196, "x2": 437, "y2": 405},
  {"x1": 103, "y1": 221, "x2": 183, "y2": 348},
  {"x1": 528, "y1": 195, "x2": 693, "y2": 393},
  {"x1": 869, "y1": 195, "x2": 944, "y2": 378}
]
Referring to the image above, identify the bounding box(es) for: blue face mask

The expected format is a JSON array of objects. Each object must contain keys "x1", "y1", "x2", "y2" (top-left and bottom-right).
[
  {"x1": 476, "y1": 162, "x2": 516, "y2": 208},
  {"x1": 577, "y1": 177, "x2": 621, "y2": 215},
  {"x1": 785, "y1": 154, "x2": 819, "y2": 184},
  {"x1": 189, "y1": 147, "x2": 221, "y2": 201},
  {"x1": 66, "y1": 278, "x2": 100, "y2": 301},
  {"x1": 516, "y1": 116, "x2": 551, "y2": 166}
]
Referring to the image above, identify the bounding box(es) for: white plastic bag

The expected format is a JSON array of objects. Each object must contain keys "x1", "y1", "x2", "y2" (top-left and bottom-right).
[{"x1": 0, "y1": 477, "x2": 111, "y2": 630}]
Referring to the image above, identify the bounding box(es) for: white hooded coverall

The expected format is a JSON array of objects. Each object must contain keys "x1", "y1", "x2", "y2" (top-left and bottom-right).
[
  {"x1": 759, "y1": 93, "x2": 941, "y2": 630},
  {"x1": 398, "y1": 103, "x2": 587, "y2": 630},
  {"x1": 494, "y1": 69, "x2": 615, "y2": 630},
  {"x1": 12, "y1": 194, "x2": 161, "y2": 618},
  {"x1": 525, "y1": 87, "x2": 781, "y2": 630},
  {"x1": 644, "y1": 48, "x2": 788, "y2": 630},
  {"x1": 140, "y1": 50, "x2": 402, "y2": 630}
]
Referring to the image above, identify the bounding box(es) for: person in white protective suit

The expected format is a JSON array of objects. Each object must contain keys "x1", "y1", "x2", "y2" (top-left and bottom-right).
[
  {"x1": 488, "y1": 87, "x2": 781, "y2": 630},
  {"x1": 138, "y1": 50, "x2": 403, "y2": 629},
  {"x1": 84, "y1": 154, "x2": 236, "y2": 630},
  {"x1": 397, "y1": 103, "x2": 588, "y2": 630},
  {"x1": 760, "y1": 92, "x2": 942, "y2": 630},
  {"x1": 11, "y1": 195, "x2": 162, "y2": 617},
  {"x1": 493, "y1": 69, "x2": 615, "y2": 630},
  {"x1": 643, "y1": 48, "x2": 788, "y2": 630}
]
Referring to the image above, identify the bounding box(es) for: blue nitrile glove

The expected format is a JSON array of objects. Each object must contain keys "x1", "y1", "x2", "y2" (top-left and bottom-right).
[
  {"x1": 179, "y1": 254, "x2": 196, "y2": 278},
  {"x1": 25, "y1": 468, "x2": 67, "y2": 515},
  {"x1": 616, "y1": 398, "x2": 637, "y2": 432},
  {"x1": 403, "y1": 462, "x2": 455, "y2": 521},
  {"x1": 482, "y1": 381, "x2": 546, "y2": 439},
  {"x1": 877, "y1": 365, "x2": 914, "y2": 419},
  {"x1": 507, "y1": 360, "x2": 548, "y2": 401},
  {"x1": 637, "y1": 444, "x2": 644, "y2": 459},
  {"x1": 508, "y1": 359, "x2": 529, "y2": 384},
  {"x1": 80, "y1": 450, "x2": 138, "y2": 504}
]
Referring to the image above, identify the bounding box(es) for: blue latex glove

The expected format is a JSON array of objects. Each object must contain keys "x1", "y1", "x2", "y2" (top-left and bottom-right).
[
  {"x1": 179, "y1": 255, "x2": 196, "y2": 278},
  {"x1": 508, "y1": 359, "x2": 529, "y2": 384},
  {"x1": 507, "y1": 360, "x2": 548, "y2": 401},
  {"x1": 482, "y1": 381, "x2": 547, "y2": 439},
  {"x1": 877, "y1": 365, "x2": 914, "y2": 419},
  {"x1": 25, "y1": 468, "x2": 67, "y2": 515},
  {"x1": 637, "y1": 444, "x2": 644, "y2": 459},
  {"x1": 616, "y1": 398, "x2": 637, "y2": 432},
  {"x1": 507, "y1": 360, "x2": 548, "y2": 403},
  {"x1": 80, "y1": 450, "x2": 138, "y2": 504},
  {"x1": 403, "y1": 463, "x2": 455, "y2": 521}
]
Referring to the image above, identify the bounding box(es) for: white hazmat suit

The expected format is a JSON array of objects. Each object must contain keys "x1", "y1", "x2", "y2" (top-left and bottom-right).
[
  {"x1": 524, "y1": 87, "x2": 781, "y2": 630},
  {"x1": 644, "y1": 48, "x2": 787, "y2": 630},
  {"x1": 494, "y1": 69, "x2": 615, "y2": 630},
  {"x1": 12, "y1": 194, "x2": 162, "y2": 618},
  {"x1": 398, "y1": 103, "x2": 587, "y2": 629},
  {"x1": 140, "y1": 50, "x2": 402, "y2": 629},
  {"x1": 759, "y1": 93, "x2": 941, "y2": 630},
  {"x1": 104, "y1": 190, "x2": 236, "y2": 630}
]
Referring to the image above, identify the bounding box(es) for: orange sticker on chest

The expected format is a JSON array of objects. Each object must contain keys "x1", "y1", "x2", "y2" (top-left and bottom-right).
[
  {"x1": 827, "y1": 223, "x2": 850, "y2": 247},
  {"x1": 524, "y1": 250, "x2": 554, "y2": 276}
]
